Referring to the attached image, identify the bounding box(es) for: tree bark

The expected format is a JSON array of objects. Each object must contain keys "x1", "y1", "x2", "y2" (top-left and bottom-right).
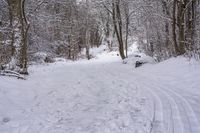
[
  {"x1": 8, "y1": 0, "x2": 23, "y2": 70},
  {"x1": 177, "y1": 0, "x2": 186, "y2": 55},
  {"x1": 7, "y1": 0, "x2": 29, "y2": 74},
  {"x1": 85, "y1": 0, "x2": 90, "y2": 60},
  {"x1": 112, "y1": 0, "x2": 125, "y2": 60},
  {"x1": 172, "y1": 0, "x2": 179, "y2": 55},
  {"x1": 124, "y1": 1, "x2": 129, "y2": 58}
]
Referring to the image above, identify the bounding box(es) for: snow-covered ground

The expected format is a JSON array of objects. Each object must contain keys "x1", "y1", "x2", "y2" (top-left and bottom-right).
[{"x1": 0, "y1": 46, "x2": 200, "y2": 133}]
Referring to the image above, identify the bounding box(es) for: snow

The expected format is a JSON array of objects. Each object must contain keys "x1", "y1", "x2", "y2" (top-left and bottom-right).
[
  {"x1": 0, "y1": 46, "x2": 200, "y2": 133},
  {"x1": 132, "y1": 57, "x2": 200, "y2": 133}
]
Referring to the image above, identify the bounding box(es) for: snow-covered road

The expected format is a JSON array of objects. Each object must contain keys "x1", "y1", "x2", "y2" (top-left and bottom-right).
[{"x1": 0, "y1": 57, "x2": 200, "y2": 133}]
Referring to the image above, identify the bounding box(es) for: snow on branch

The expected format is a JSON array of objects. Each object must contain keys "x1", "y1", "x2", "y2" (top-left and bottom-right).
[{"x1": 0, "y1": 70, "x2": 26, "y2": 80}]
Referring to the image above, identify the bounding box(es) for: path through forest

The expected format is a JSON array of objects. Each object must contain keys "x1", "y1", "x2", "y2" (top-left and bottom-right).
[{"x1": 0, "y1": 56, "x2": 200, "y2": 133}]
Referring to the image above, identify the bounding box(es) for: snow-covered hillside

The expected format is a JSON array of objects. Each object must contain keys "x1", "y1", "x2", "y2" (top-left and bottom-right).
[{"x1": 0, "y1": 48, "x2": 200, "y2": 133}]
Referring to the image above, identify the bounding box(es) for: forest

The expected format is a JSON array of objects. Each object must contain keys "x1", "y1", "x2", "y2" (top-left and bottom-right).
[
  {"x1": 0, "y1": 0, "x2": 199, "y2": 74},
  {"x1": 1, "y1": 1, "x2": 200, "y2": 133}
]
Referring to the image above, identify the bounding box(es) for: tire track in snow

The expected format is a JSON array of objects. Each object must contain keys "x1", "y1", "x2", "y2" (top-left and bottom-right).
[
  {"x1": 136, "y1": 79, "x2": 184, "y2": 133},
  {"x1": 136, "y1": 73, "x2": 200, "y2": 133},
  {"x1": 100, "y1": 65, "x2": 197, "y2": 133},
  {"x1": 99, "y1": 65, "x2": 165, "y2": 133},
  {"x1": 103, "y1": 64, "x2": 200, "y2": 133},
  {"x1": 154, "y1": 83, "x2": 200, "y2": 133},
  {"x1": 120, "y1": 77, "x2": 181, "y2": 133}
]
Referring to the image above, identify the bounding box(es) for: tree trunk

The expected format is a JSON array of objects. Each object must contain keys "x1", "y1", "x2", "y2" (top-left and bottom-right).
[
  {"x1": 124, "y1": 1, "x2": 129, "y2": 58},
  {"x1": 20, "y1": 0, "x2": 29, "y2": 74},
  {"x1": 112, "y1": 0, "x2": 125, "y2": 60},
  {"x1": 188, "y1": 0, "x2": 196, "y2": 51},
  {"x1": 8, "y1": 0, "x2": 23, "y2": 70},
  {"x1": 162, "y1": 0, "x2": 170, "y2": 49},
  {"x1": 177, "y1": 0, "x2": 186, "y2": 55},
  {"x1": 7, "y1": 0, "x2": 29, "y2": 74},
  {"x1": 85, "y1": 0, "x2": 90, "y2": 60},
  {"x1": 172, "y1": 0, "x2": 179, "y2": 55}
]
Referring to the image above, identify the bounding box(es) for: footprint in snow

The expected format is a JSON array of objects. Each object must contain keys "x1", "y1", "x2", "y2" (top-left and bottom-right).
[{"x1": 2, "y1": 117, "x2": 10, "y2": 123}]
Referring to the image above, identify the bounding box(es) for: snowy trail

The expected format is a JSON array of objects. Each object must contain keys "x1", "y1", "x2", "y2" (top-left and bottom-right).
[
  {"x1": 101, "y1": 61, "x2": 200, "y2": 133},
  {"x1": 0, "y1": 57, "x2": 200, "y2": 133},
  {"x1": 137, "y1": 75, "x2": 200, "y2": 133},
  {"x1": 0, "y1": 62, "x2": 150, "y2": 133},
  {"x1": 135, "y1": 76, "x2": 199, "y2": 133}
]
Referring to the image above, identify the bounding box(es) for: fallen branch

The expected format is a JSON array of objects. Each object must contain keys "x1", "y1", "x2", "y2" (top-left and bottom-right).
[{"x1": 0, "y1": 70, "x2": 26, "y2": 80}]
